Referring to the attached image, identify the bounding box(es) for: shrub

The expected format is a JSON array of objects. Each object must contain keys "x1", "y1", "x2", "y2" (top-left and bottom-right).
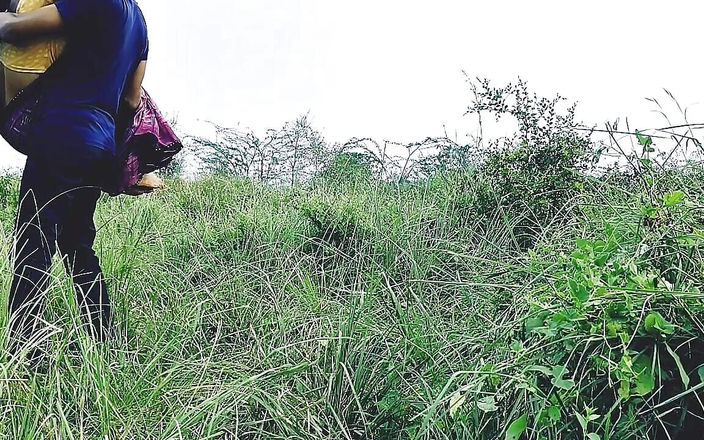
[
  {"x1": 508, "y1": 173, "x2": 704, "y2": 439},
  {"x1": 320, "y1": 152, "x2": 375, "y2": 183},
  {"x1": 467, "y1": 78, "x2": 594, "y2": 246}
]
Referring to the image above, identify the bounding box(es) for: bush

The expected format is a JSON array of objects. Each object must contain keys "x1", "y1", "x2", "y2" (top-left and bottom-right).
[
  {"x1": 320, "y1": 152, "x2": 375, "y2": 183},
  {"x1": 520, "y1": 219, "x2": 704, "y2": 438},
  {"x1": 467, "y1": 78, "x2": 594, "y2": 247}
]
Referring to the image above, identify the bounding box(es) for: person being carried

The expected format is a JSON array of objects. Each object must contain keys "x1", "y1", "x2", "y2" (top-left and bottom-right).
[
  {"x1": 0, "y1": 0, "x2": 153, "y2": 356},
  {"x1": 0, "y1": 0, "x2": 164, "y2": 193},
  {"x1": 1, "y1": 0, "x2": 64, "y2": 105}
]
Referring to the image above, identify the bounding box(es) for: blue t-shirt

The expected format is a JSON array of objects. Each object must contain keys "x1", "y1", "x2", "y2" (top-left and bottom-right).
[{"x1": 31, "y1": 0, "x2": 148, "y2": 152}]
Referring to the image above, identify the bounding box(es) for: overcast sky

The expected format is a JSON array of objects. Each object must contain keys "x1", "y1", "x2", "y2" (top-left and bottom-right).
[{"x1": 1, "y1": 0, "x2": 703, "y2": 169}]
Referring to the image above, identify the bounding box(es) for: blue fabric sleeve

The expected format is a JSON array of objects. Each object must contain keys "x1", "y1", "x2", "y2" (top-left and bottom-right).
[
  {"x1": 141, "y1": 37, "x2": 149, "y2": 61},
  {"x1": 54, "y1": 0, "x2": 104, "y2": 28}
]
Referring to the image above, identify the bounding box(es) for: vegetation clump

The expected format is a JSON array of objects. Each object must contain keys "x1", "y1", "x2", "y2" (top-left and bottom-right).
[{"x1": 0, "y1": 82, "x2": 702, "y2": 439}]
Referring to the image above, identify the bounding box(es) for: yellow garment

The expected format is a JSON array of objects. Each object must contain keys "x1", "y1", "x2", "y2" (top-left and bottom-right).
[{"x1": 0, "y1": 0, "x2": 66, "y2": 74}]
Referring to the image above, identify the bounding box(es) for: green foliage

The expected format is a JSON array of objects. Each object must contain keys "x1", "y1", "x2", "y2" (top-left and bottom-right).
[
  {"x1": 296, "y1": 192, "x2": 371, "y2": 249},
  {"x1": 468, "y1": 79, "x2": 593, "y2": 247},
  {"x1": 505, "y1": 414, "x2": 528, "y2": 440},
  {"x1": 193, "y1": 114, "x2": 329, "y2": 184},
  {"x1": 0, "y1": 174, "x2": 18, "y2": 230},
  {"x1": 2, "y1": 87, "x2": 704, "y2": 440},
  {"x1": 320, "y1": 151, "x2": 375, "y2": 183},
  {"x1": 0, "y1": 153, "x2": 703, "y2": 438},
  {"x1": 510, "y1": 174, "x2": 704, "y2": 438}
]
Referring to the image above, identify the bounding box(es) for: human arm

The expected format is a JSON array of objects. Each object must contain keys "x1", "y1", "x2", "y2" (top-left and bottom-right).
[
  {"x1": 0, "y1": 0, "x2": 114, "y2": 44},
  {"x1": 115, "y1": 60, "x2": 147, "y2": 144},
  {"x1": 123, "y1": 60, "x2": 147, "y2": 112},
  {"x1": 121, "y1": 60, "x2": 164, "y2": 196},
  {"x1": 0, "y1": 5, "x2": 63, "y2": 44},
  {"x1": 121, "y1": 61, "x2": 165, "y2": 196}
]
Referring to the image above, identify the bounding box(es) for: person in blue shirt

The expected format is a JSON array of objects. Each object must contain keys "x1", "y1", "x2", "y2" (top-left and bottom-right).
[{"x1": 0, "y1": 0, "x2": 149, "y2": 358}]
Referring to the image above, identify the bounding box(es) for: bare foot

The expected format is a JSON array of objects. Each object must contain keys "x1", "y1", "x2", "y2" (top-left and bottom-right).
[
  {"x1": 136, "y1": 172, "x2": 165, "y2": 190},
  {"x1": 124, "y1": 173, "x2": 165, "y2": 196}
]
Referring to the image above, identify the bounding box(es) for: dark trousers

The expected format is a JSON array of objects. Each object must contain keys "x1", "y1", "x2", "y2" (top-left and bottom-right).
[{"x1": 9, "y1": 146, "x2": 114, "y2": 349}]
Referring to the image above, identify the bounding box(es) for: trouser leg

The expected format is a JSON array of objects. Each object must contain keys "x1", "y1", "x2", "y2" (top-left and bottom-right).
[
  {"x1": 8, "y1": 148, "x2": 112, "y2": 350},
  {"x1": 57, "y1": 187, "x2": 112, "y2": 341},
  {"x1": 9, "y1": 157, "x2": 61, "y2": 348}
]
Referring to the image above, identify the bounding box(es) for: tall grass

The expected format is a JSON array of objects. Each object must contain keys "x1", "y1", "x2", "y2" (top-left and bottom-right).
[
  {"x1": 0, "y1": 173, "x2": 527, "y2": 438},
  {"x1": 0, "y1": 130, "x2": 703, "y2": 438}
]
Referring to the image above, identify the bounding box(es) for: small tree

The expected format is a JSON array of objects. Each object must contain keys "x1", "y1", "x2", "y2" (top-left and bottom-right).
[
  {"x1": 466, "y1": 77, "x2": 594, "y2": 246},
  {"x1": 277, "y1": 114, "x2": 329, "y2": 185},
  {"x1": 192, "y1": 115, "x2": 329, "y2": 184}
]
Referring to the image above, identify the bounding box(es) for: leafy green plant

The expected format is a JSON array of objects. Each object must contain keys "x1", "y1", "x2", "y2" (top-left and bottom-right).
[
  {"x1": 467, "y1": 78, "x2": 594, "y2": 248},
  {"x1": 518, "y1": 198, "x2": 704, "y2": 438}
]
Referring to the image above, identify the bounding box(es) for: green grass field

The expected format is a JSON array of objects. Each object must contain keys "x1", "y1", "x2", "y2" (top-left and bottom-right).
[
  {"x1": 0, "y1": 174, "x2": 511, "y2": 439},
  {"x1": 3, "y1": 74, "x2": 704, "y2": 440},
  {"x1": 0, "y1": 162, "x2": 702, "y2": 439}
]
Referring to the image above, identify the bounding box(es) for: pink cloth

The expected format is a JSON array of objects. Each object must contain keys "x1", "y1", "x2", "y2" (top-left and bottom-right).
[
  {"x1": 1, "y1": 84, "x2": 183, "y2": 196},
  {"x1": 108, "y1": 88, "x2": 182, "y2": 195}
]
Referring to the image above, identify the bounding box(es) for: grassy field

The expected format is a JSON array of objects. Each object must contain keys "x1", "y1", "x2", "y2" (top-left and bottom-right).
[
  {"x1": 0, "y1": 133, "x2": 704, "y2": 438},
  {"x1": 0, "y1": 75, "x2": 704, "y2": 440},
  {"x1": 1, "y1": 174, "x2": 516, "y2": 439}
]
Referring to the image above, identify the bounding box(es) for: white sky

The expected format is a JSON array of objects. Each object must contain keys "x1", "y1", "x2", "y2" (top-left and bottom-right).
[{"x1": 2, "y1": 0, "x2": 704, "y2": 169}]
